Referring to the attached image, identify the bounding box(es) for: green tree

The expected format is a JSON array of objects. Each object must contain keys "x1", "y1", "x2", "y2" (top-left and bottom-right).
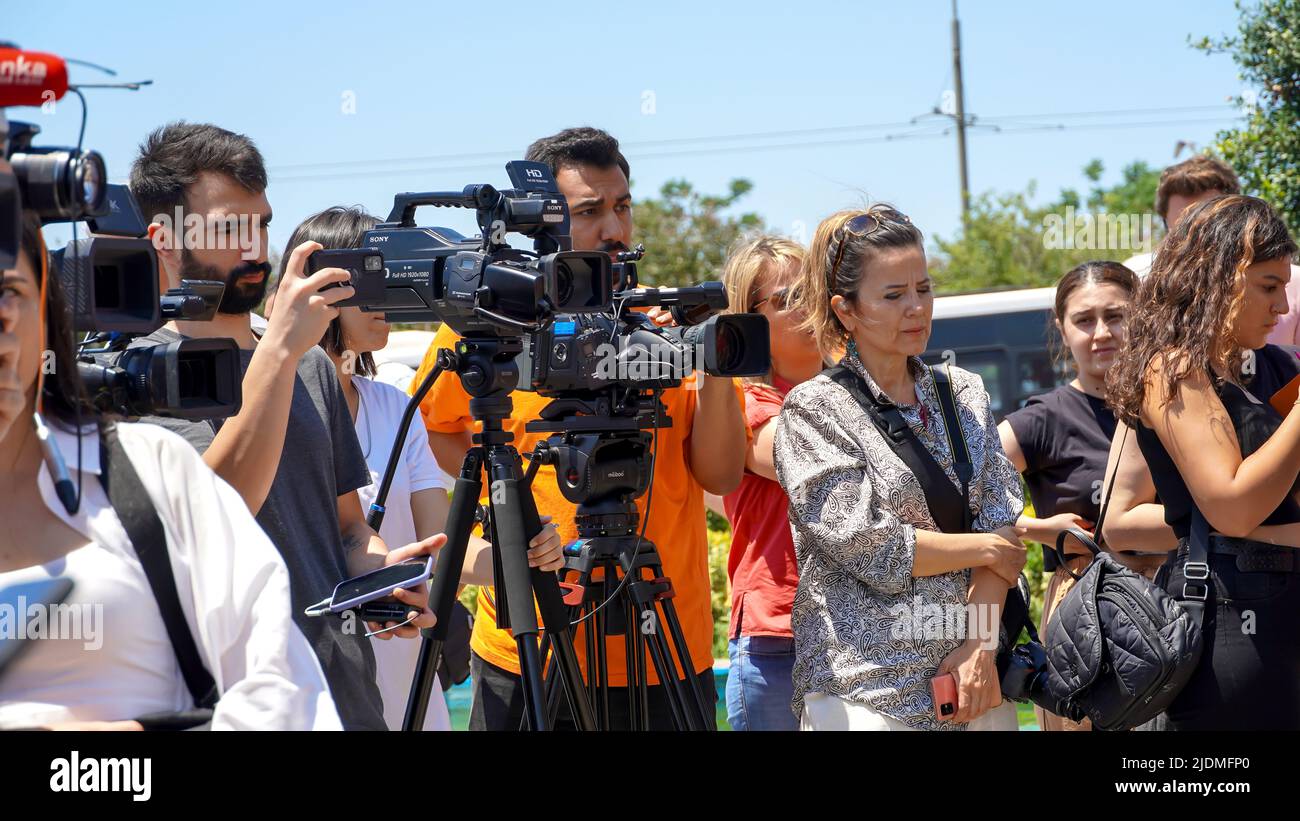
[
  {"x1": 631, "y1": 178, "x2": 764, "y2": 287},
  {"x1": 932, "y1": 160, "x2": 1163, "y2": 292},
  {"x1": 1195, "y1": 0, "x2": 1300, "y2": 233}
]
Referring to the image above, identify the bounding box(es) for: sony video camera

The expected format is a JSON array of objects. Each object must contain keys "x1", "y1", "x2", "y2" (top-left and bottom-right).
[
  {"x1": 515, "y1": 250, "x2": 769, "y2": 396},
  {"x1": 354, "y1": 159, "x2": 610, "y2": 334}
]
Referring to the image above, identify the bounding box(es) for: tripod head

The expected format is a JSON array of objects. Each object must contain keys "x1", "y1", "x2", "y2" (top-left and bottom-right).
[{"x1": 526, "y1": 387, "x2": 669, "y2": 539}]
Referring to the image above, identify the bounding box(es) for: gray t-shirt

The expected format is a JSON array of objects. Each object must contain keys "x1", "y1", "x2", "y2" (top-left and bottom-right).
[{"x1": 128, "y1": 328, "x2": 386, "y2": 730}]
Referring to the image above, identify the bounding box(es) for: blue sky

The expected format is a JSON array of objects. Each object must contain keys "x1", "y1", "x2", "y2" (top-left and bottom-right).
[{"x1": 10, "y1": 0, "x2": 1247, "y2": 275}]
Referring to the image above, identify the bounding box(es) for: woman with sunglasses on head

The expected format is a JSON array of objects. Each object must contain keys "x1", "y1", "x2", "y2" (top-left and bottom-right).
[
  {"x1": 0, "y1": 210, "x2": 340, "y2": 730},
  {"x1": 997, "y1": 260, "x2": 1137, "y2": 732},
  {"x1": 1108, "y1": 195, "x2": 1300, "y2": 730},
  {"x1": 715, "y1": 235, "x2": 823, "y2": 731},
  {"x1": 774, "y1": 206, "x2": 1027, "y2": 731},
  {"x1": 280, "y1": 206, "x2": 564, "y2": 730}
]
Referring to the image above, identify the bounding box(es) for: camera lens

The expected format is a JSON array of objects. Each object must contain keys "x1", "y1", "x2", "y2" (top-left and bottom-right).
[
  {"x1": 715, "y1": 321, "x2": 743, "y2": 372},
  {"x1": 555, "y1": 261, "x2": 575, "y2": 307},
  {"x1": 11, "y1": 147, "x2": 109, "y2": 222}
]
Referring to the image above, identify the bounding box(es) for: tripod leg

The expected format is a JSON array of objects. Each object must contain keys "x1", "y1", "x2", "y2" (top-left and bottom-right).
[
  {"x1": 582, "y1": 602, "x2": 599, "y2": 727},
  {"x1": 538, "y1": 634, "x2": 565, "y2": 729},
  {"x1": 402, "y1": 449, "x2": 483, "y2": 732},
  {"x1": 548, "y1": 636, "x2": 596, "y2": 731},
  {"x1": 634, "y1": 599, "x2": 692, "y2": 730},
  {"x1": 623, "y1": 591, "x2": 640, "y2": 731},
  {"x1": 659, "y1": 596, "x2": 715, "y2": 730},
  {"x1": 488, "y1": 465, "x2": 551, "y2": 731},
  {"x1": 595, "y1": 575, "x2": 611, "y2": 730}
]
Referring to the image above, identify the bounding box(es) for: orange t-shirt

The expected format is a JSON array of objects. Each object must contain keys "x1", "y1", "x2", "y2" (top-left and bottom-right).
[{"x1": 412, "y1": 323, "x2": 743, "y2": 685}]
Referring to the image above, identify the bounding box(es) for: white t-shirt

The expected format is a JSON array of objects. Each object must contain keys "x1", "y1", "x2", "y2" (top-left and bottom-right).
[
  {"x1": 352, "y1": 376, "x2": 455, "y2": 730},
  {"x1": 0, "y1": 422, "x2": 340, "y2": 730}
]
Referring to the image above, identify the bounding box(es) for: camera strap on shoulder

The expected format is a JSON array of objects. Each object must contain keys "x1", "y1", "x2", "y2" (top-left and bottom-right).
[
  {"x1": 98, "y1": 422, "x2": 219, "y2": 713},
  {"x1": 822, "y1": 360, "x2": 970, "y2": 534}
]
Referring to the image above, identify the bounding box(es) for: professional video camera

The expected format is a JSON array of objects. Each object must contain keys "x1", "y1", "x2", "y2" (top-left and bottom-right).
[
  {"x1": 348, "y1": 159, "x2": 767, "y2": 395},
  {"x1": 364, "y1": 160, "x2": 770, "y2": 732},
  {"x1": 68, "y1": 184, "x2": 242, "y2": 421},
  {"x1": 352, "y1": 159, "x2": 609, "y2": 334},
  {"x1": 3, "y1": 119, "x2": 241, "y2": 420},
  {"x1": 516, "y1": 252, "x2": 768, "y2": 395}
]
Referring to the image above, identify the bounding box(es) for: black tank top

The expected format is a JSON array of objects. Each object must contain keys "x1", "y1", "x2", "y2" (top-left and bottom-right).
[{"x1": 1137, "y1": 377, "x2": 1300, "y2": 539}]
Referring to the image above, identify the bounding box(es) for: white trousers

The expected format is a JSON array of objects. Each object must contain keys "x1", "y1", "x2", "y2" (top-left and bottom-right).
[{"x1": 801, "y1": 692, "x2": 1019, "y2": 731}]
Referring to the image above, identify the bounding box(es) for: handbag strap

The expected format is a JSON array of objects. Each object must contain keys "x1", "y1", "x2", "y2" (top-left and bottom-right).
[
  {"x1": 1050, "y1": 424, "x2": 1133, "y2": 578},
  {"x1": 822, "y1": 361, "x2": 970, "y2": 534},
  {"x1": 98, "y1": 422, "x2": 218, "y2": 710},
  {"x1": 1179, "y1": 508, "x2": 1211, "y2": 631}
]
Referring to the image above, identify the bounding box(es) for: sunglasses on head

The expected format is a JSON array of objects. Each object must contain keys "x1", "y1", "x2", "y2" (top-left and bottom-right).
[
  {"x1": 827, "y1": 210, "x2": 912, "y2": 292},
  {"x1": 752, "y1": 285, "x2": 795, "y2": 312}
]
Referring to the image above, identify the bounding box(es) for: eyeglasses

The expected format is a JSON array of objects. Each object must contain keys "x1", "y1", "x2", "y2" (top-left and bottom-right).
[
  {"x1": 751, "y1": 285, "x2": 794, "y2": 312},
  {"x1": 827, "y1": 210, "x2": 911, "y2": 292}
]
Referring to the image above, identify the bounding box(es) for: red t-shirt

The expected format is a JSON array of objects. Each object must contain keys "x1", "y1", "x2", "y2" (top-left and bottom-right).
[{"x1": 722, "y1": 377, "x2": 799, "y2": 640}]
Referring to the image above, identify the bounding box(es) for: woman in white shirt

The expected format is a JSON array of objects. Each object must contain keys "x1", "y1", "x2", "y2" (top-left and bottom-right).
[
  {"x1": 279, "y1": 207, "x2": 564, "y2": 730},
  {"x1": 0, "y1": 209, "x2": 340, "y2": 730}
]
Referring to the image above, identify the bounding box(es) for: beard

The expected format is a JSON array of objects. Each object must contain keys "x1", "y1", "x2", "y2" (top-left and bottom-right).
[{"x1": 178, "y1": 251, "x2": 272, "y2": 315}]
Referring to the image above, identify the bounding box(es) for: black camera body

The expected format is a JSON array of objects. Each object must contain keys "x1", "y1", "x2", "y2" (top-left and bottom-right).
[
  {"x1": 517, "y1": 261, "x2": 771, "y2": 396},
  {"x1": 357, "y1": 160, "x2": 611, "y2": 332}
]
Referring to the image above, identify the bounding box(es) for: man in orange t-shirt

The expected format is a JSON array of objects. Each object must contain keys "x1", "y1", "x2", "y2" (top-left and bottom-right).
[{"x1": 412, "y1": 127, "x2": 748, "y2": 730}]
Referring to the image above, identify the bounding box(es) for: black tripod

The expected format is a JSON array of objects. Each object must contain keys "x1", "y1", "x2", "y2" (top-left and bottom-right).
[
  {"x1": 368, "y1": 339, "x2": 595, "y2": 731},
  {"x1": 528, "y1": 400, "x2": 716, "y2": 731}
]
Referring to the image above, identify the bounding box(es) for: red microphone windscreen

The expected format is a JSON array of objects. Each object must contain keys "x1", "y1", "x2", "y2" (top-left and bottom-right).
[{"x1": 0, "y1": 49, "x2": 69, "y2": 108}]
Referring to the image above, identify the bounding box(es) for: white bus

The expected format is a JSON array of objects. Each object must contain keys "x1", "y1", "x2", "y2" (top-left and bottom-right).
[{"x1": 922, "y1": 286, "x2": 1066, "y2": 421}]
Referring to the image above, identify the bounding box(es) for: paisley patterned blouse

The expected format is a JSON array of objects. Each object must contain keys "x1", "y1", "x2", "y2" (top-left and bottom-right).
[{"x1": 773, "y1": 351, "x2": 1023, "y2": 729}]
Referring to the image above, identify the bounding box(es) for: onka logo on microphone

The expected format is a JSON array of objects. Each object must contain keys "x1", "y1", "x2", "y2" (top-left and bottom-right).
[
  {"x1": 0, "y1": 54, "x2": 49, "y2": 86},
  {"x1": 49, "y1": 751, "x2": 152, "y2": 802}
]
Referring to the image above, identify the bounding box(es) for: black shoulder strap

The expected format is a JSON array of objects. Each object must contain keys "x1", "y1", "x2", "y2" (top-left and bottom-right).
[
  {"x1": 822, "y1": 361, "x2": 971, "y2": 534},
  {"x1": 98, "y1": 423, "x2": 218, "y2": 710},
  {"x1": 1179, "y1": 508, "x2": 1211, "y2": 632},
  {"x1": 932, "y1": 363, "x2": 973, "y2": 531}
]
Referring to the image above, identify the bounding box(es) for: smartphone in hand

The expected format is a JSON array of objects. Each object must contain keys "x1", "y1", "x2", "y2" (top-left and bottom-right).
[{"x1": 931, "y1": 673, "x2": 958, "y2": 721}]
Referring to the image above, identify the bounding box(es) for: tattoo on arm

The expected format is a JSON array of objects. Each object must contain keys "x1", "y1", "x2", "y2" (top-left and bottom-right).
[{"x1": 341, "y1": 531, "x2": 365, "y2": 554}]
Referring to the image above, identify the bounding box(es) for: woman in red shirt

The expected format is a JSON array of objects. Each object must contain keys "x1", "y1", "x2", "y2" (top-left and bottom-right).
[{"x1": 715, "y1": 235, "x2": 825, "y2": 730}]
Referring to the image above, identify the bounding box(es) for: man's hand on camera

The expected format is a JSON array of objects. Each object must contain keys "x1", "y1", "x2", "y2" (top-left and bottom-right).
[
  {"x1": 261, "y1": 240, "x2": 355, "y2": 360},
  {"x1": 368, "y1": 533, "x2": 445, "y2": 639},
  {"x1": 645, "y1": 306, "x2": 675, "y2": 327}
]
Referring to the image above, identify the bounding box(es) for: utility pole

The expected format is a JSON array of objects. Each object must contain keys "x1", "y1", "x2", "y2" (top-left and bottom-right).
[{"x1": 951, "y1": 0, "x2": 970, "y2": 222}]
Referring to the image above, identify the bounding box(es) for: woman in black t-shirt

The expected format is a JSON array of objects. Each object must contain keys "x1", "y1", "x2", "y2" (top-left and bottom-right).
[{"x1": 998, "y1": 261, "x2": 1138, "y2": 732}]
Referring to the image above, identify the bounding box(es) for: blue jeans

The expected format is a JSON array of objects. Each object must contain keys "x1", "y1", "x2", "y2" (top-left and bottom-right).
[{"x1": 726, "y1": 635, "x2": 798, "y2": 731}]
